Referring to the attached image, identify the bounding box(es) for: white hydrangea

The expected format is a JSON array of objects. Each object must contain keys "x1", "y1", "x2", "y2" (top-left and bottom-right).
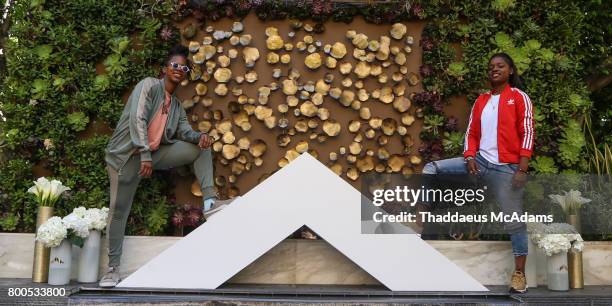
[
  {"x1": 36, "y1": 216, "x2": 67, "y2": 248},
  {"x1": 83, "y1": 207, "x2": 109, "y2": 231},
  {"x1": 528, "y1": 222, "x2": 585, "y2": 256},
  {"x1": 62, "y1": 213, "x2": 90, "y2": 238},
  {"x1": 72, "y1": 206, "x2": 87, "y2": 218},
  {"x1": 569, "y1": 233, "x2": 584, "y2": 252},
  {"x1": 536, "y1": 234, "x2": 572, "y2": 256}
]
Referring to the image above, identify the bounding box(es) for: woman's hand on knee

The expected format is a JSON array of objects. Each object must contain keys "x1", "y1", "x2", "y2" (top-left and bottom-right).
[
  {"x1": 139, "y1": 161, "x2": 153, "y2": 177},
  {"x1": 198, "y1": 133, "x2": 212, "y2": 149}
]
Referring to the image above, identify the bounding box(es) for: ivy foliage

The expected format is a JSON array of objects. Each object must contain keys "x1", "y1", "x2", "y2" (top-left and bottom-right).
[{"x1": 0, "y1": 0, "x2": 178, "y2": 234}]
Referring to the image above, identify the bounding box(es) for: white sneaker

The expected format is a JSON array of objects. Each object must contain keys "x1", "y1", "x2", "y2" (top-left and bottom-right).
[
  {"x1": 98, "y1": 266, "x2": 121, "y2": 288},
  {"x1": 203, "y1": 197, "x2": 238, "y2": 220}
]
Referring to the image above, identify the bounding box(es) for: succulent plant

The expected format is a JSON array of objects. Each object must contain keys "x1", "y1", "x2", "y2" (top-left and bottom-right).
[
  {"x1": 422, "y1": 114, "x2": 446, "y2": 138},
  {"x1": 93, "y1": 74, "x2": 110, "y2": 91},
  {"x1": 419, "y1": 64, "x2": 433, "y2": 78},
  {"x1": 445, "y1": 116, "x2": 459, "y2": 132},
  {"x1": 419, "y1": 139, "x2": 444, "y2": 161},
  {"x1": 31, "y1": 79, "x2": 50, "y2": 99},
  {"x1": 419, "y1": 36, "x2": 434, "y2": 52},
  {"x1": 171, "y1": 211, "x2": 184, "y2": 227},
  {"x1": 491, "y1": 0, "x2": 516, "y2": 12},
  {"x1": 35, "y1": 45, "x2": 53, "y2": 60},
  {"x1": 312, "y1": 0, "x2": 333, "y2": 17},
  {"x1": 413, "y1": 91, "x2": 440, "y2": 108},
  {"x1": 108, "y1": 36, "x2": 130, "y2": 55},
  {"x1": 103, "y1": 54, "x2": 128, "y2": 76},
  {"x1": 411, "y1": 3, "x2": 424, "y2": 19},
  {"x1": 432, "y1": 99, "x2": 445, "y2": 113},
  {"x1": 493, "y1": 32, "x2": 514, "y2": 50},
  {"x1": 66, "y1": 112, "x2": 90, "y2": 132},
  {"x1": 446, "y1": 62, "x2": 469, "y2": 80},
  {"x1": 160, "y1": 26, "x2": 175, "y2": 41},
  {"x1": 442, "y1": 131, "x2": 465, "y2": 156},
  {"x1": 171, "y1": 203, "x2": 203, "y2": 228},
  {"x1": 558, "y1": 120, "x2": 586, "y2": 166},
  {"x1": 530, "y1": 156, "x2": 559, "y2": 174}
]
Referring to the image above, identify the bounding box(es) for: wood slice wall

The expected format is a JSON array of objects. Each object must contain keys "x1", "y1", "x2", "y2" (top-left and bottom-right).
[{"x1": 171, "y1": 13, "x2": 471, "y2": 205}]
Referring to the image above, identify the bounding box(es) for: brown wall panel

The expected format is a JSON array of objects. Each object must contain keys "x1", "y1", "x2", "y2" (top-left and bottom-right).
[{"x1": 170, "y1": 13, "x2": 469, "y2": 206}]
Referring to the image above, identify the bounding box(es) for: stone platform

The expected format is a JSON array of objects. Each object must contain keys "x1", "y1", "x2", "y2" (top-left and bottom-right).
[{"x1": 2, "y1": 233, "x2": 612, "y2": 287}]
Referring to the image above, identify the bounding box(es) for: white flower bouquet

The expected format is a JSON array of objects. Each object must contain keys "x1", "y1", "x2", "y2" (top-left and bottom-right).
[
  {"x1": 528, "y1": 222, "x2": 584, "y2": 256},
  {"x1": 66, "y1": 207, "x2": 110, "y2": 246},
  {"x1": 83, "y1": 207, "x2": 109, "y2": 231},
  {"x1": 549, "y1": 189, "x2": 591, "y2": 216},
  {"x1": 35, "y1": 207, "x2": 110, "y2": 248},
  {"x1": 27, "y1": 177, "x2": 71, "y2": 207},
  {"x1": 63, "y1": 213, "x2": 90, "y2": 246},
  {"x1": 35, "y1": 216, "x2": 67, "y2": 248}
]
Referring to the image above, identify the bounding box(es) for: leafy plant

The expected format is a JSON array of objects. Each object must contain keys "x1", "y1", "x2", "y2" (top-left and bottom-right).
[
  {"x1": 446, "y1": 62, "x2": 469, "y2": 80},
  {"x1": 145, "y1": 199, "x2": 171, "y2": 236},
  {"x1": 442, "y1": 131, "x2": 465, "y2": 156},
  {"x1": 0, "y1": 213, "x2": 20, "y2": 231},
  {"x1": 584, "y1": 115, "x2": 612, "y2": 175},
  {"x1": 103, "y1": 54, "x2": 129, "y2": 76},
  {"x1": 558, "y1": 120, "x2": 586, "y2": 167},
  {"x1": 491, "y1": 0, "x2": 516, "y2": 12},
  {"x1": 66, "y1": 112, "x2": 90, "y2": 131},
  {"x1": 530, "y1": 156, "x2": 559, "y2": 174},
  {"x1": 422, "y1": 114, "x2": 446, "y2": 138}
]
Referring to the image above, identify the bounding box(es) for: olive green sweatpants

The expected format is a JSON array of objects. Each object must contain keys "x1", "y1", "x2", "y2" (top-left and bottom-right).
[{"x1": 105, "y1": 140, "x2": 215, "y2": 268}]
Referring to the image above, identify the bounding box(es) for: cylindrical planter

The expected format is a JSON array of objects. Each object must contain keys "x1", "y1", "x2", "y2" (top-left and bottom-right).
[
  {"x1": 567, "y1": 214, "x2": 581, "y2": 233},
  {"x1": 568, "y1": 249, "x2": 584, "y2": 289},
  {"x1": 32, "y1": 206, "x2": 54, "y2": 283},
  {"x1": 535, "y1": 245, "x2": 548, "y2": 285},
  {"x1": 48, "y1": 239, "x2": 72, "y2": 286},
  {"x1": 546, "y1": 251, "x2": 569, "y2": 291},
  {"x1": 526, "y1": 236, "x2": 538, "y2": 288},
  {"x1": 78, "y1": 230, "x2": 101, "y2": 283}
]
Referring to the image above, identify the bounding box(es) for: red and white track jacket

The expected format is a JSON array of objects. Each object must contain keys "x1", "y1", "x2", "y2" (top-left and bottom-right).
[{"x1": 463, "y1": 84, "x2": 534, "y2": 163}]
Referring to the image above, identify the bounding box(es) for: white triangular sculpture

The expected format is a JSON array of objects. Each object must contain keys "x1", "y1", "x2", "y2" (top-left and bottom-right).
[{"x1": 118, "y1": 153, "x2": 487, "y2": 291}]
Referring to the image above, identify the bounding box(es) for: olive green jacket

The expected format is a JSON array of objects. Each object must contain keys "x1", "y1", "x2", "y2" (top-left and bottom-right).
[{"x1": 105, "y1": 77, "x2": 201, "y2": 174}]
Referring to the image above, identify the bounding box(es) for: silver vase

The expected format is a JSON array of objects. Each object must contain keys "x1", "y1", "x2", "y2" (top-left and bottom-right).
[
  {"x1": 546, "y1": 251, "x2": 569, "y2": 291},
  {"x1": 48, "y1": 239, "x2": 72, "y2": 286},
  {"x1": 77, "y1": 230, "x2": 102, "y2": 283}
]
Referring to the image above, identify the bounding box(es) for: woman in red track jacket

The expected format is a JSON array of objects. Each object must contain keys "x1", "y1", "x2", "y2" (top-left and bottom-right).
[{"x1": 422, "y1": 53, "x2": 534, "y2": 293}]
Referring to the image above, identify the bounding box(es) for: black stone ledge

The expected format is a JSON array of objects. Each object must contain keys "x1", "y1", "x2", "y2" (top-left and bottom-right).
[{"x1": 3, "y1": 279, "x2": 612, "y2": 305}]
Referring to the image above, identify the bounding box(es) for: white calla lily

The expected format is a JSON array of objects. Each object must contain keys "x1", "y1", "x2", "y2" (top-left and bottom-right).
[
  {"x1": 27, "y1": 177, "x2": 70, "y2": 207},
  {"x1": 548, "y1": 189, "x2": 590, "y2": 215}
]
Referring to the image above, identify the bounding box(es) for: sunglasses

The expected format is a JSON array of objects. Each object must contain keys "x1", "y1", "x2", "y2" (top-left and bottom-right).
[{"x1": 170, "y1": 62, "x2": 190, "y2": 73}]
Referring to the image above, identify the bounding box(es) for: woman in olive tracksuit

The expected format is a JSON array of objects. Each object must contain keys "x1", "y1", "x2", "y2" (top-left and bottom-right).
[
  {"x1": 99, "y1": 45, "x2": 232, "y2": 288},
  {"x1": 422, "y1": 53, "x2": 534, "y2": 293}
]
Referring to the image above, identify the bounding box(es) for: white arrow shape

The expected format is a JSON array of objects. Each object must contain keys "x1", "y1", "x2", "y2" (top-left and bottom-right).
[{"x1": 118, "y1": 153, "x2": 487, "y2": 291}]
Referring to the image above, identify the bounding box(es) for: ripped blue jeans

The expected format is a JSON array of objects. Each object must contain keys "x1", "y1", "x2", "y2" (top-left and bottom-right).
[{"x1": 422, "y1": 153, "x2": 528, "y2": 256}]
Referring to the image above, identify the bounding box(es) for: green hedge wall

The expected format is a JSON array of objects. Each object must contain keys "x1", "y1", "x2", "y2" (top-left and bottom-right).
[{"x1": 0, "y1": 0, "x2": 179, "y2": 234}]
